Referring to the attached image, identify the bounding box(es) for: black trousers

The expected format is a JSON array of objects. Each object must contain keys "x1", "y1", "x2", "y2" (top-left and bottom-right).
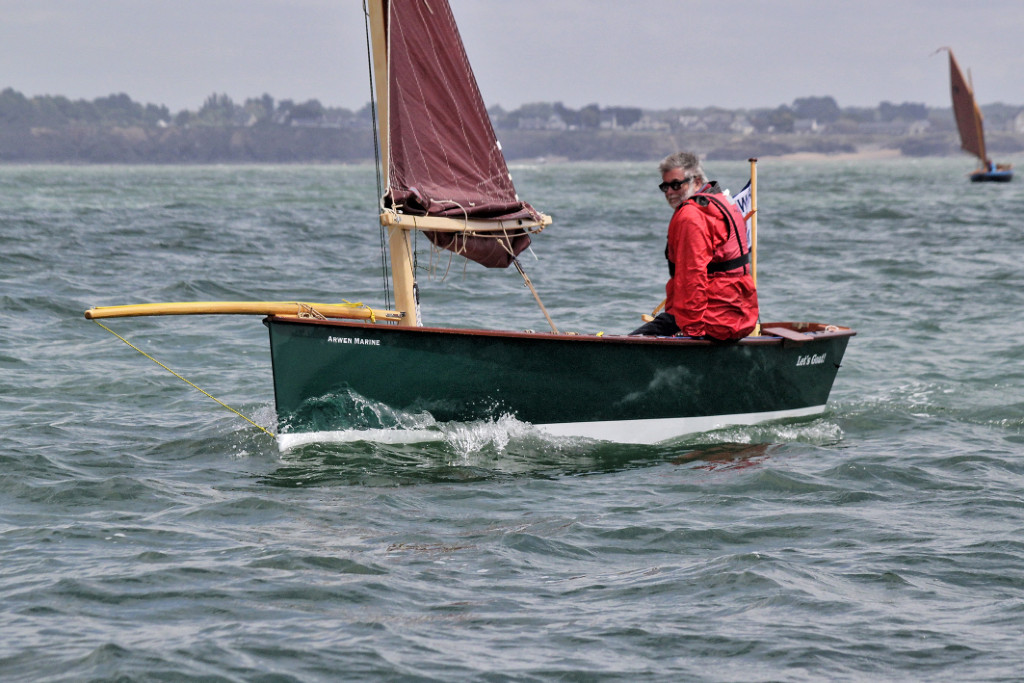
[{"x1": 629, "y1": 311, "x2": 679, "y2": 336}]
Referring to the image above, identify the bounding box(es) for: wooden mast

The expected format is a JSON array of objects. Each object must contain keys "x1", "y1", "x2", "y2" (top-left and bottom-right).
[
  {"x1": 748, "y1": 158, "x2": 758, "y2": 289},
  {"x1": 367, "y1": 0, "x2": 419, "y2": 327}
]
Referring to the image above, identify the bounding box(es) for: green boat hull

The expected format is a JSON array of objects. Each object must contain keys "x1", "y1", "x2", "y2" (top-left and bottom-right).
[{"x1": 265, "y1": 318, "x2": 853, "y2": 444}]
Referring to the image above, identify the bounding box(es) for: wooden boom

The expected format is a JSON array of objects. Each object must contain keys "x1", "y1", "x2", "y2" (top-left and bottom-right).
[{"x1": 84, "y1": 301, "x2": 403, "y2": 322}]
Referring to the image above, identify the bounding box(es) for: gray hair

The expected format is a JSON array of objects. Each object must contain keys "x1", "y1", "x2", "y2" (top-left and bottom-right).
[{"x1": 659, "y1": 151, "x2": 705, "y2": 182}]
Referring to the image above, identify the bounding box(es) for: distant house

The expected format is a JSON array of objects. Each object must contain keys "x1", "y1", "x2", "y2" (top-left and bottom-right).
[
  {"x1": 857, "y1": 121, "x2": 911, "y2": 135},
  {"x1": 518, "y1": 115, "x2": 567, "y2": 131},
  {"x1": 628, "y1": 115, "x2": 670, "y2": 132},
  {"x1": 907, "y1": 119, "x2": 931, "y2": 136},
  {"x1": 793, "y1": 118, "x2": 820, "y2": 134},
  {"x1": 729, "y1": 116, "x2": 754, "y2": 135},
  {"x1": 290, "y1": 116, "x2": 324, "y2": 128},
  {"x1": 701, "y1": 112, "x2": 734, "y2": 133},
  {"x1": 677, "y1": 115, "x2": 706, "y2": 131}
]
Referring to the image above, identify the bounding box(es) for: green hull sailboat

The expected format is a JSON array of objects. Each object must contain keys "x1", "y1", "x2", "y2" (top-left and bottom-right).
[
  {"x1": 266, "y1": 317, "x2": 851, "y2": 446},
  {"x1": 86, "y1": 0, "x2": 854, "y2": 447}
]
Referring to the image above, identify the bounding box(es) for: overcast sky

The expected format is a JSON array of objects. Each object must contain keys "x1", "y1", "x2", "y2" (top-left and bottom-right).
[{"x1": 2, "y1": 0, "x2": 1021, "y2": 113}]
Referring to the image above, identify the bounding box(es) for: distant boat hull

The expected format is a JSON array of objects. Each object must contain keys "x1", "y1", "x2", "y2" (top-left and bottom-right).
[
  {"x1": 265, "y1": 317, "x2": 854, "y2": 445},
  {"x1": 970, "y1": 169, "x2": 1014, "y2": 183}
]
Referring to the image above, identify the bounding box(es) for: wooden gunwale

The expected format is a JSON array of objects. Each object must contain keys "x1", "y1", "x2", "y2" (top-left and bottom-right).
[{"x1": 264, "y1": 315, "x2": 855, "y2": 347}]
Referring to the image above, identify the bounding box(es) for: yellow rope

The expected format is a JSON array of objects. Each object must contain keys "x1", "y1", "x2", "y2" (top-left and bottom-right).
[
  {"x1": 92, "y1": 320, "x2": 276, "y2": 438},
  {"x1": 341, "y1": 299, "x2": 375, "y2": 323}
]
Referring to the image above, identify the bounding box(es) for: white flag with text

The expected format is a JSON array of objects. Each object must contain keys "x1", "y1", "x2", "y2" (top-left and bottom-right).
[{"x1": 731, "y1": 180, "x2": 753, "y2": 246}]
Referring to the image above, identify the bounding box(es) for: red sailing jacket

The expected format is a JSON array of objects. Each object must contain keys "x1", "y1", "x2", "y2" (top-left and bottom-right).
[{"x1": 664, "y1": 185, "x2": 759, "y2": 340}]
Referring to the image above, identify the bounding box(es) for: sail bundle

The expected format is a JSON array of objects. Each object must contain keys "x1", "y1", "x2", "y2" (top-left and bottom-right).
[{"x1": 382, "y1": 0, "x2": 544, "y2": 267}]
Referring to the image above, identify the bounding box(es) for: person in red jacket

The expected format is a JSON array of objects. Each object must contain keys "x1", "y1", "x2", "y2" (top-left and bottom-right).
[{"x1": 630, "y1": 151, "x2": 758, "y2": 340}]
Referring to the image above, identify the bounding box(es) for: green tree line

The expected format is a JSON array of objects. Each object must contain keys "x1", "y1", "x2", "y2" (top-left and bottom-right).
[{"x1": 1, "y1": 89, "x2": 1022, "y2": 163}]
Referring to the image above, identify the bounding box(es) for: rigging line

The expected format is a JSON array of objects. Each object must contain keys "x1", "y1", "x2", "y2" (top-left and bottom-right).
[
  {"x1": 413, "y1": 220, "x2": 419, "y2": 285},
  {"x1": 513, "y1": 259, "x2": 559, "y2": 335},
  {"x1": 92, "y1": 320, "x2": 276, "y2": 439},
  {"x1": 364, "y1": 0, "x2": 391, "y2": 309}
]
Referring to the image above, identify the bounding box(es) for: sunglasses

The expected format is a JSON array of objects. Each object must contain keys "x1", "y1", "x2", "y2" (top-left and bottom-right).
[{"x1": 658, "y1": 176, "x2": 696, "y2": 192}]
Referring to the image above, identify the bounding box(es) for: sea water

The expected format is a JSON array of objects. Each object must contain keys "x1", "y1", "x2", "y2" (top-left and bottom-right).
[{"x1": 2, "y1": 158, "x2": 1023, "y2": 680}]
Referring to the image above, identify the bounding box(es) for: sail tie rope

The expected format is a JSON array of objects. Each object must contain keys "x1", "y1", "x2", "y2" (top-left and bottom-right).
[
  {"x1": 296, "y1": 303, "x2": 327, "y2": 320},
  {"x1": 339, "y1": 300, "x2": 376, "y2": 323},
  {"x1": 91, "y1": 320, "x2": 276, "y2": 439},
  {"x1": 293, "y1": 301, "x2": 376, "y2": 324}
]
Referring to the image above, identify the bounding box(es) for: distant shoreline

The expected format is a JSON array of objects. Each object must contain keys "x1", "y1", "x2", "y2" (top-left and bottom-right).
[
  {"x1": 0, "y1": 136, "x2": 1016, "y2": 167},
  {"x1": 2, "y1": 149, "x2": 1014, "y2": 166},
  {"x1": 3, "y1": 88, "x2": 1022, "y2": 164},
  {"x1": 763, "y1": 147, "x2": 904, "y2": 162}
]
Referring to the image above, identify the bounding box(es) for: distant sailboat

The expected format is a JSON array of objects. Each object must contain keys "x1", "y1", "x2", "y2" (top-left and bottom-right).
[{"x1": 940, "y1": 47, "x2": 1013, "y2": 182}]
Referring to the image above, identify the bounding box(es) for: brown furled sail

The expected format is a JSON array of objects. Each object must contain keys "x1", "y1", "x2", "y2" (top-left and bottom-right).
[
  {"x1": 947, "y1": 49, "x2": 987, "y2": 163},
  {"x1": 385, "y1": 0, "x2": 539, "y2": 268}
]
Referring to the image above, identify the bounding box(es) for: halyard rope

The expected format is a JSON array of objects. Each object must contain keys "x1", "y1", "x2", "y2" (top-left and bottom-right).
[
  {"x1": 92, "y1": 319, "x2": 276, "y2": 438},
  {"x1": 363, "y1": 0, "x2": 391, "y2": 310}
]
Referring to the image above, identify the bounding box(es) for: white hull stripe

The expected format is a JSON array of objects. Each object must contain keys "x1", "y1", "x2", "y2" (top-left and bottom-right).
[
  {"x1": 275, "y1": 405, "x2": 827, "y2": 451},
  {"x1": 535, "y1": 405, "x2": 827, "y2": 444}
]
